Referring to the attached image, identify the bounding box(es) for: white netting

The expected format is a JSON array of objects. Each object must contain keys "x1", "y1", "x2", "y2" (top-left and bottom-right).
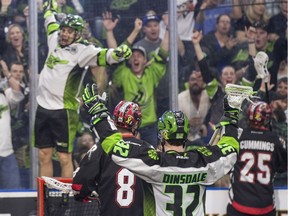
[
  {"x1": 42, "y1": 176, "x2": 72, "y2": 193},
  {"x1": 254, "y1": 51, "x2": 269, "y2": 82},
  {"x1": 225, "y1": 84, "x2": 254, "y2": 109}
]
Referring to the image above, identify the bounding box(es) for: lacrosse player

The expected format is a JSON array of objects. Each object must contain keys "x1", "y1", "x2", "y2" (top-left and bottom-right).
[
  {"x1": 33, "y1": 0, "x2": 132, "y2": 178},
  {"x1": 79, "y1": 82, "x2": 248, "y2": 216},
  {"x1": 227, "y1": 101, "x2": 287, "y2": 216},
  {"x1": 72, "y1": 99, "x2": 155, "y2": 216}
]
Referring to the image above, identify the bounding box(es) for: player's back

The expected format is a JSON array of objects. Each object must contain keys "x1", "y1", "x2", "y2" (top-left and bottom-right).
[
  {"x1": 73, "y1": 135, "x2": 148, "y2": 216},
  {"x1": 98, "y1": 136, "x2": 147, "y2": 216},
  {"x1": 229, "y1": 128, "x2": 287, "y2": 213}
]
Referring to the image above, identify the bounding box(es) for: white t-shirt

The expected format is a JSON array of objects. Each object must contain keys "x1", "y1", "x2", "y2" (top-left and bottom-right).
[{"x1": 0, "y1": 88, "x2": 24, "y2": 157}]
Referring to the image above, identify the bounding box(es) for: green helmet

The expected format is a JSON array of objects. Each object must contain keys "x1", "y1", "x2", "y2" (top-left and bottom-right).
[
  {"x1": 158, "y1": 111, "x2": 189, "y2": 141},
  {"x1": 60, "y1": 14, "x2": 84, "y2": 32}
]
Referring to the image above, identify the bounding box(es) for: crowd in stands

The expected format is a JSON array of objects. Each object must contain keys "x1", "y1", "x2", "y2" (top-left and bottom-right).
[{"x1": 0, "y1": 0, "x2": 286, "y2": 189}]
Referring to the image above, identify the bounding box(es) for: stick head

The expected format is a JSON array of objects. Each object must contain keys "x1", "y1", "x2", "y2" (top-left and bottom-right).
[
  {"x1": 41, "y1": 176, "x2": 72, "y2": 193},
  {"x1": 225, "y1": 84, "x2": 254, "y2": 110},
  {"x1": 254, "y1": 51, "x2": 269, "y2": 82}
]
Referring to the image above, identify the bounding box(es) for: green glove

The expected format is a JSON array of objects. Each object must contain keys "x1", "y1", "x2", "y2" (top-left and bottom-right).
[
  {"x1": 112, "y1": 44, "x2": 132, "y2": 62},
  {"x1": 43, "y1": 0, "x2": 58, "y2": 12},
  {"x1": 43, "y1": 0, "x2": 58, "y2": 18},
  {"x1": 82, "y1": 83, "x2": 109, "y2": 125},
  {"x1": 217, "y1": 95, "x2": 239, "y2": 128}
]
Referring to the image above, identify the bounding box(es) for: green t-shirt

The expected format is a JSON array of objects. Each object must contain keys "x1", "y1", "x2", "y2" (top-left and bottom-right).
[{"x1": 113, "y1": 56, "x2": 167, "y2": 127}]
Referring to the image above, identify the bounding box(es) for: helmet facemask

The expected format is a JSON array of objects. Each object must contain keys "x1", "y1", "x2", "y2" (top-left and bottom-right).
[
  {"x1": 158, "y1": 111, "x2": 189, "y2": 147},
  {"x1": 113, "y1": 101, "x2": 142, "y2": 136},
  {"x1": 59, "y1": 14, "x2": 84, "y2": 47},
  {"x1": 247, "y1": 101, "x2": 272, "y2": 130}
]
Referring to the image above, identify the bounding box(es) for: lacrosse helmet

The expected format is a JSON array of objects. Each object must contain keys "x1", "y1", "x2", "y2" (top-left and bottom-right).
[
  {"x1": 247, "y1": 101, "x2": 272, "y2": 129},
  {"x1": 60, "y1": 14, "x2": 84, "y2": 33},
  {"x1": 113, "y1": 101, "x2": 142, "y2": 135},
  {"x1": 158, "y1": 111, "x2": 189, "y2": 144}
]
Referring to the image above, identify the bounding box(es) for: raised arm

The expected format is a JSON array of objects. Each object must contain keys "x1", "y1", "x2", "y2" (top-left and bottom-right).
[
  {"x1": 162, "y1": 13, "x2": 185, "y2": 57},
  {"x1": 43, "y1": 0, "x2": 60, "y2": 35},
  {"x1": 126, "y1": 18, "x2": 143, "y2": 45},
  {"x1": 0, "y1": 60, "x2": 24, "y2": 107},
  {"x1": 241, "y1": 26, "x2": 258, "y2": 85},
  {"x1": 192, "y1": 31, "x2": 205, "y2": 61},
  {"x1": 0, "y1": 60, "x2": 20, "y2": 92},
  {"x1": 192, "y1": 31, "x2": 214, "y2": 83},
  {"x1": 102, "y1": 11, "x2": 118, "y2": 48}
]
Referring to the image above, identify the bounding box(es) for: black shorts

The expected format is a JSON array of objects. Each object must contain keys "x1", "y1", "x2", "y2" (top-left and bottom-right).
[
  {"x1": 227, "y1": 203, "x2": 276, "y2": 216},
  {"x1": 33, "y1": 105, "x2": 79, "y2": 153}
]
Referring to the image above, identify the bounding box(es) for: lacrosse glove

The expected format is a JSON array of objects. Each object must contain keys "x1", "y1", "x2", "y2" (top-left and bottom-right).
[
  {"x1": 82, "y1": 83, "x2": 109, "y2": 126},
  {"x1": 217, "y1": 95, "x2": 240, "y2": 128},
  {"x1": 112, "y1": 44, "x2": 132, "y2": 62},
  {"x1": 43, "y1": 0, "x2": 58, "y2": 18}
]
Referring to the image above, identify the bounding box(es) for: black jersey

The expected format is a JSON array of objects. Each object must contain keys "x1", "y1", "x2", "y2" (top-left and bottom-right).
[
  {"x1": 72, "y1": 134, "x2": 154, "y2": 216},
  {"x1": 228, "y1": 128, "x2": 287, "y2": 215}
]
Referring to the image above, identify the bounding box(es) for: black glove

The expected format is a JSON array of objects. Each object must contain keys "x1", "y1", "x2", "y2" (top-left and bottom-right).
[
  {"x1": 82, "y1": 83, "x2": 109, "y2": 126},
  {"x1": 216, "y1": 95, "x2": 239, "y2": 128}
]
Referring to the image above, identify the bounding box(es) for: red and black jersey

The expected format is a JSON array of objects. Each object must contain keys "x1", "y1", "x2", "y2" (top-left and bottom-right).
[
  {"x1": 228, "y1": 128, "x2": 287, "y2": 215},
  {"x1": 72, "y1": 134, "x2": 153, "y2": 216}
]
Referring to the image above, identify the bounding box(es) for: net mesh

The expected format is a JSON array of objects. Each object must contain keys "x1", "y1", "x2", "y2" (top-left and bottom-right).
[
  {"x1": 225, "y1": 84, "x2": 254, "y2": 109},
  {"x1": 38, "y1": 178, "x2": 100, "y2": 216}
]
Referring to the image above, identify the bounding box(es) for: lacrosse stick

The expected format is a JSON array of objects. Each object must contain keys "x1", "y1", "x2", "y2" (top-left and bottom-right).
[
  {"x1": 41, "y1": 176, "x2": 100, "y2": 198},
  {"x1": 209, "y1": 84, "x2": 254, "y2": 145},
  {"x1": 254, "y1": 51, "x2": 270, "y2": 103}
]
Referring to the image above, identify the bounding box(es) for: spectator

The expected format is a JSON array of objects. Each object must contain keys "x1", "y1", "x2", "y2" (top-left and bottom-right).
[
  {"x1": 178, "y1": 69, "x2": 211, "y2": 143},
  {"x1": 33, "y1": 1, "x2": 132, "y2": 178},
  {"x1": 200, "y1": 13, "x2": 239, "y2": 74},
  {"x1": 194, "y1": 0, "x2": 234, "y2": 35},
  {"x1": 103, "y1": 13, "x2": 169, "y2": 147},
  {"x1": 134, "y1": 11, "x2": 162, "y2": 60},
  {"x1": 1, "y1": 23, "x2": 29, "y2": 82},
  {"x1": 134, "y1": 11, "x2": 185, "y2": 117},
  {"x1": 113, "y1": 43, "x2": 168, "y2": 147},
  {"x1": 73, "y1": 100, "x2": 155, "y2": 215},
  {"x1": 267, "y1": 0, "x2": 288, "y2": 41},
  {"x1": 233, "y1": 0, "x2": 270, "y2": 43},
  {"x1": 0, "y1": 59, "x2": 22, "y2": 189},
  {"x1": 81, "y1": 82, "x2": 243, "y2": 216},
  {"x1": 159, "y1": 0, "x2": 198, "y2": 69},
  {"x1": 192, "y1": 30, "x2": 238, "y2": 126},
  {"x1": 101, "y1": 11, "x2": 143, "y2": 109},
  {"x1": 227, "y1": 100, "x2": 287, "y2": 215},
  {"x1": 246, "y1": 20, "x2": 287, "y2": 90},
  {"x1": 8, "y1": 61, "x2": 30, "y2": 188}
]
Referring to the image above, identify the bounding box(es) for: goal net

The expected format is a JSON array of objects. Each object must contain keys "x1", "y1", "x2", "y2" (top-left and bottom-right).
[{"x1": 37, "y1": 177, "x2": 100, "y2": 216}]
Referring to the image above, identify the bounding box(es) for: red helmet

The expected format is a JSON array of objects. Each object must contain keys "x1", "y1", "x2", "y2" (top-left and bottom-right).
[
  {"x1": 113, "y1": 101, "x2": 142, "y2": 135},
  {"x1": 247, "y1": 101, "x2": 272, "y2": 129}
]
